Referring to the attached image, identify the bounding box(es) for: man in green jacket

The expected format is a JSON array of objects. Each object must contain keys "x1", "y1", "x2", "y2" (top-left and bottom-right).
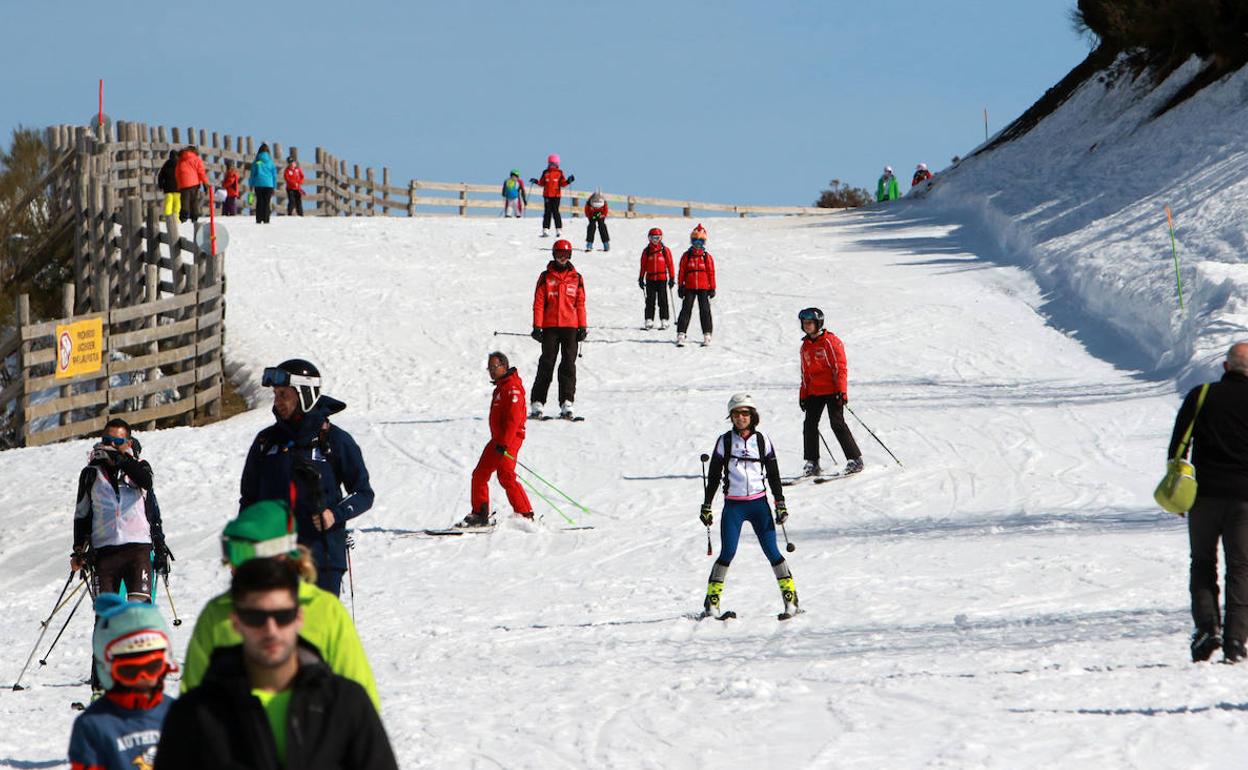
[
  {"x1": 876, "y1": 166, "x2": 900, "y2": 202},
  {"x1": 179, "y1": 500, "x2": 381, "y2": 710}
]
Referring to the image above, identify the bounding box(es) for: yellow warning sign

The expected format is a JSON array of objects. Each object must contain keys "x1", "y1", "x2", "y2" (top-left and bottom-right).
[{"x1": 55, "y1": 318, "x2": 104, "y2": 379}]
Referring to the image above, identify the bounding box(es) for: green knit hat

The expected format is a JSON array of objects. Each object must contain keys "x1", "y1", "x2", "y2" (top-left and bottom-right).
[{"x1": 221, "y1": 500, "x2": 299, "y2": 567}]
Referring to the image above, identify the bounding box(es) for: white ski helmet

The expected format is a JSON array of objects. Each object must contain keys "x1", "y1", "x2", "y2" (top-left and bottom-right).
[
  {"x1": 727, "y1": 393, "x2": 760, "y2": 427},
  {"x1": 884, "y1": 165, "x2": 893, "y2": 174}
]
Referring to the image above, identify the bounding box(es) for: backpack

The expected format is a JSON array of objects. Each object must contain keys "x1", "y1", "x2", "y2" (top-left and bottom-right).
[{"x1": 719, "y1": 430, "x2": 769, "y2": 495}]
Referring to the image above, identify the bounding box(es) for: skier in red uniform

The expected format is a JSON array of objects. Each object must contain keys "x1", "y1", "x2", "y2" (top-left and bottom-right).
[
  {"x1": 529, "y1": 154, "x2": 574, "y2": 237},
  {"x1": 529, "y1": 239, "x2": 587, "y2": 420},
  {"x1": 675, "y1": 224, "x2": 716, "y2": 347},
  {"x1": 459, "y1": 352, "x2": 533, "y2": 528},
  {"x1": 638, "y1": 227, "x2": 675, "y2": 330},
  {"x1": 798, "y1": 307, "x2": 863, "y2": 476}
]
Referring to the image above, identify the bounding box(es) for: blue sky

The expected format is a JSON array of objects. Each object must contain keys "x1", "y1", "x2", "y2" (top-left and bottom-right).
[{"x1": 1, "y1": 1, "x2": 1088, "y2": 207}]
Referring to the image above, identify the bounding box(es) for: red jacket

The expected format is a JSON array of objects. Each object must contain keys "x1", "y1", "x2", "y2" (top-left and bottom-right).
[
  {"x1": 533, "y1": 261, "x2": 587, "y2": 329},
  {"x1": 911, "y1": 169, "x2": 933, "y2": 187},
  {"x1": 284, "y1": 165, "x2": 305, "y2": 193},
  {"x1": 639, "y1": 244, "x2": 675, "y2": 282},
  {"x1": 222, "y1": 169, "x2": 240, "y2": 197},
  {"x1": 799, "y1": 330, "x2": 848, "y2": 399},
  {"x1": 537, "y1": 168, "x2": 570, "y2": 199},
  {"x1": 584, "y1": 200, "x2": 608, "y2": 220},
  {"x1": 489, "y1": 368, "x2": 527, "y2": 452},
  {"x1": 678, "y1": 248, "x2": 716, "y2": 291},
  {"x1": 174, "y1": 149, "x2": 207, "y2": 190}
]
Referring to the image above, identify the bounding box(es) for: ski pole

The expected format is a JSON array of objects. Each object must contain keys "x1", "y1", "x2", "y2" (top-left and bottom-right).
[
  {"x1": 504, "y1": 451, "x2": 589, "y2": 514},
  {"x1": 346, "y1": 532, "x2": 356, "y2": 622},
  {"x1": 514, "y1": 472, "x2": 575, "y2": 524},
  {"x1": 162, "y1": 573, "x2": 182, "y2": 626},
  {"x1": 780, "y1": 522, "x2": 796, "y2": 553},
  {"x1": 12, "y1": 570, "x2": 79, "y2": 690},
  {"x1": 39, "y1": 586, "x2": 90, "y2": 667},
  {"x1": 492, "y1": 331, "x2": 531, "y2": 338},
  {"x1": 845, "y1": 404, "x2": 903, "y2": 467},
  {"x1": 700, "y1": 453, "x2": 712, "y2": 557},
  {"x1": 817, "y1": 429, "x2": 840, "y2": 467}
]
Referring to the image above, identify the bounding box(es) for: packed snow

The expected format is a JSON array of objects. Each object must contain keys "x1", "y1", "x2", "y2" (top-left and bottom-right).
[{"x1": 4, "y1": 56, "x2": 1248, "y2": 766}]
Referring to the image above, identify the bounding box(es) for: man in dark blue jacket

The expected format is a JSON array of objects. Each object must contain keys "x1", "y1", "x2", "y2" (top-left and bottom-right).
[{"x1": 240, "y1": 359, "x2": 374, "y2": 596}]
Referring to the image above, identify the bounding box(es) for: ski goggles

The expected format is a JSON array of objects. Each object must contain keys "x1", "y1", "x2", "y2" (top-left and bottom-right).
[
  {"x1": 100, "y1": 435, "x2": 128, "y2": 446},
  {"x1": 690, "y1": 239, "x2": 706, "y2": 249},
  {"x1": 111, "y1": 650, "x2": 171, "y2": 688},
  {"x1": 261, "y1": 367, "x2": 319, "y2": 390},
  {"x1": 235, "y1": 606, "x2": 299, "y2": 628},
  {"x1": 648, "y1": 234, "x2": 662, "y2": 243},
  {"x1": 220, "y1": 532, "x2": 299, "y2": 567},
  {"x1": 553, "y1": 250, "x2": 572, "y2": 259}
]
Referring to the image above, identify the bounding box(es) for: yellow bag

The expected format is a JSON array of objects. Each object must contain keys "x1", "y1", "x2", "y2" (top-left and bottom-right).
[{"x1": 1154, "y1": 384, "x2": 1210, "y2": 515}]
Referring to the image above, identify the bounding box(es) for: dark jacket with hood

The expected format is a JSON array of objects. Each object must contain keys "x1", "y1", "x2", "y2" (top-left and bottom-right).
[
  {"x1": 239, "y1": 395, "x2": 374, "y2": 571},
  {"x1": 157, "y1": 154, "x2": 180, "y2": 194},
  {"x1": 154, "y1": 642, "x2": 397, "y2": 770},
  {"x1": 1169, "y1": 370, "x2": 1248, "y2": 500}
]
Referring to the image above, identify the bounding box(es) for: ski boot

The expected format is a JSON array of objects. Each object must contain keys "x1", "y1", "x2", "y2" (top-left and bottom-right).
[
  {"x1": 702, "y1": 333, "x2": 712, "y2": 347},
  {"x1": 529, "y1": 402, "x2": 544, "y2": 419},
  {"x1": 676, "y1": 333, "x2": 686, "y2": 347},
  {"x1": 659, "y1": 319, "x2": 669, "y2": 330},
  {"x1": 802, "y1": 460, "x2": 820, "y2": 478},
  {"x1": 541, "y1": 230, "x2": 549, "y2": 238},
  {"x1": 559, "y1": 401, "x2": 575, "y2": 420},
  {"x1": 775, "y1": 561, "x2": 801, "y2": 620},
  {"x1": 1192, "y1": 628, "x2": 1223, "y2": 662},
  {"x1": 644, "y1": 319, "x2": 654, "y2": 330},
  {"x1": 455, "y1": 506, "x2": 494, "y2": 529},
  {"x1": 603, "y1": 242, "x2": 610, "y2": 252},
  {"x1": 555, "y1": 230, "x2": 562, "y2": 237},
  {"x1": 1224, "y1": 639, "x2": 1247, "y2": 664},
  {"x1": 845, "y1": 458, "x2": 864, "y2": 475},
  {"x1": 586, "y1": 242, "x2": 593, "y2": 252},
  {"x1": 699, "y1": 562, "x2": 733, "y2": 620}
]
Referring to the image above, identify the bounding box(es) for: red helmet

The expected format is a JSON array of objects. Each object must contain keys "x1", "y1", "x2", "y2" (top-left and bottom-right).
[
  {"x1": 648, "y1": 227, "x2": 663, "y2": 238},
  {"x1": 552, "y1": 239, "x2": 573, "y2": 256}
]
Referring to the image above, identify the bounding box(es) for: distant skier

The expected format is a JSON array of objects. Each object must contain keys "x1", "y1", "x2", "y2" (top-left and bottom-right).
[
  {"x1": 529, "y1": 154, "x2": 574, "y2": 237},
  {"x1": 583, "y1": 190, "x2": 609, "y2": 251},
  {"x1": 283, "y1": 157, "x2": 305, "y2": 216},
  {"x1": 798, "y1": 307, "x2": 863, "y2": 477},
  {"x1": 911, "y1": 162, "x2": 933, "y2": 188},
  {"x1": 175, "y1": 145, "x2": 210, "y2": 224},
  {"x1": 876, "y1": 166, "x2": 900, "y2": 202},
  {"x1": 239, "y1": 359, "x2": 375, "y2": 596},
  {"x1": 638, "y1": 227, "x2": 675, "y2": 330},
  {"x1": 502, "y1": 169, "x2": 528, "y2": 218},
  {"x1": 529, "y1": 240, "x2": 587, "y2": 420},
  {"x1": 221, "y1": 161, "x2": 241, "y2": 216},
  {"x1": 458, "y1": 352, "x2": 534, "y2": 528},
  {"x1": 249, "y1": 143, "x2": 278, "y2": 224},
  {"x1": 675, "y1": 224, "x2": 716, "y2": 347},
  {"x1": 698, "y1": 393, "x2": 799, "y2": 620},
  {"x1": 68, "y1": 595, "x2": 178, "y2": 770},
  {"x1": 157, "y1": 149, "x2": 180, "y2": 218}
]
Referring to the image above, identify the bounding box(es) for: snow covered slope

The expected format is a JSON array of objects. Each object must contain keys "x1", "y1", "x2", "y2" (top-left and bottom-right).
[
  {"x1": 921, "y1": 55, "x2": 1248, "y2": 388},
  {"x1": 0, "y1": 209, "x2": 1234, "y2": 768}
]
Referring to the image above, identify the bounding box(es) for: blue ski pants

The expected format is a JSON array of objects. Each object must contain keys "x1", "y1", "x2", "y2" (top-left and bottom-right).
[{"x1": 718, "y1": 497, "x2": 784, "y2": 565}]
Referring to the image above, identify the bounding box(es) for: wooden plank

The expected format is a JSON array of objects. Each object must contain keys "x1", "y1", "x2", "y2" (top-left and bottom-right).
[
  {"x1": 105, "y1": 340, "x2": 198, "y2": 377},
  {"x1": 195, "y1": 382, "x2": 222, "y2": 408},
  {"x1": 25, "y1": 415, "x2": 108, "y2": 447},
  {"x1": 110, "y1": 368, "x2": 196, "y2": 402},
  {"x1": 196, "y1": 308, "x2": 222, "y2": 331},
  {"x1": 24, "y1": 368, "x2": 107, "y2": 393},
  {"x1": 195, "y1": 357, "x2": 222, "y2": 379},
  {"x1": 109, "y1": 293, "x2": 197, "y2": 324},
  {"x1": 21, "y1": 311, "x2": 107, "y2": 341},
  {"x1": 25, "y1": 389, "x2": 107, "y2": 421},
  {"x1": 110, "y1": 317, "x2": 197, "y2": 348}
]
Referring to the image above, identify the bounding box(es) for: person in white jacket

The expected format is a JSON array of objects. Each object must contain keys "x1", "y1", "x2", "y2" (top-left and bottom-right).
[{"x1": 698, "y1": 393, "x2": 800, "y2": 620}]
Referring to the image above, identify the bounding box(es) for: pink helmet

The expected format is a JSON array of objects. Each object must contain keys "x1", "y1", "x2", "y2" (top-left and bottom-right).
[{"x1": 547, "y1": 154, "x2": 560, "y2": 165}]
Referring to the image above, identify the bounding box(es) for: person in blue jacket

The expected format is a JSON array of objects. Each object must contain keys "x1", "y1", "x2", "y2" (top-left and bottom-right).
[
  {"x1": 248, "y1": 143, "x2": 279, "y2": 224},
  {"x1": 239, "y1": 359, "x2": 374, "y2": 596}
]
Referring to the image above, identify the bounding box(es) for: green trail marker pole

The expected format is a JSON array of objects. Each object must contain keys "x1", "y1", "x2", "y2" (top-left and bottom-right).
[{"x1": 1166, "y1": 205, "x2": 1184, "y2": 311}]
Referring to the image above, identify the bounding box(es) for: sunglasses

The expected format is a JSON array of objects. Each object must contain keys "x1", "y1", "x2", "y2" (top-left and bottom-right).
[
  {"x1": 101, "y1": 435, "x2": 128, "y2": 446},
  {"x1": 235, "y1": 606, "x2": 299, "y2": 628}
]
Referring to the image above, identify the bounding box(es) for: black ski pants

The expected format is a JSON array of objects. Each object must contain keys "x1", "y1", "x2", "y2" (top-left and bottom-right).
[
  {"x1": 586, "y1": 219, "x2": 609, "y2": 245},
  {"x1": 543, "y1": 197, "x2": 563, "y2": 231},
  {"x1": 676, "y1": 290, "x2": 712, "y2": 335},
  {"x1": 531, "y1": 327, "x2": 578, "y2": 405},
  {"x1": 92, "y1": 542, "x2": 153, "y2": 602},
  {"x1": 1189, "y1": 497, "x2": 1248, "y2": 642},
  {"x1": 255, "y1": 187, "x2": 274, "y2": 223},
  {"x1": 803, "y1": 395, "x2": 862, "y2": 464},
  {"x1": 645, "y1": 280, "x2": 671, "y2": 321},
  {"x1": 286, "y1": 189, "x2": 303, "y2": 216},
  {"x1": 178, "y1": 186, "x2": 201, "y2": 223}
]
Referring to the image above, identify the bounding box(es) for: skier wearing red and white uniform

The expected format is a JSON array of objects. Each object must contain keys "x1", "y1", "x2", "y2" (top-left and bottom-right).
[
  {"x1": 676, "y1": 224, "x2": 716, "y2": 346},
  {"x1": 798, "y1": 307, "x2": 863, "y2": 476},
  {"x1": 638, "y1": 227, "x2": 675, "y2": 330},
  {"x1": 911, "y1": 163, "x2": 933, "y2": 188},
  {"x1": 529, "y1": 239, "x2": 587, "y2": 419},
  {"x1": 529, "y1": 154, "x2": 574, "y2": 237},
  {"x1": 458, "y1": 352, "x2": 534, "y2": 528}
]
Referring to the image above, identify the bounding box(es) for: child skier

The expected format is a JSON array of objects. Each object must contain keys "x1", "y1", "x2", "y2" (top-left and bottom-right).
[
  {"x1": 529, "y1": 154, "x2": 574, "y2": 237},
  {"x1": 583, "y1": 191, "x2": 609, "y2": 251},
  {"x1": 502, "y1": 169, "x2": 527, "y2": 217},
  {"x1": 157, "y1": 149, "x2": 180, "y2": 218},
  {"x1": 638, "y1": 227, "x2": 675, "y2": 330},
  {"x1": 283, "y1": 157, "x2": 305, "y2": 216},
  {"x1": 698, "y1": 393, "x2": 799, "y2": 620},
  {"x1": 68, "y1": 594, "x2": 178, "y2": 770},
  {"x1": 221, "y1": 162, "x2": 241, "y2": 216},
  {"x1": 798, "y1": 307, "x2": 864, "y2": 476},
  {"x1": 675, "y1": 224, "x2": 716, "y2": 347}
]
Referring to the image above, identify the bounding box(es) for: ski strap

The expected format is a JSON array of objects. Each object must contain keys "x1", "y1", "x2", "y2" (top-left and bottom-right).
[
  {"x1": 720, "y1": 430, "x2": 769, "y2": 495},
  {"x1": 1173, "y1": 384, "x2": 1211, "y2": 461}
]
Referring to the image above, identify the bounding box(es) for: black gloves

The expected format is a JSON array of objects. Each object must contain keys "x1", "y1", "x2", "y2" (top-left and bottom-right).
[
  {"x1": 529, "y1": 178, "x2": 538, "y2": 185},
  {"x1": 775, "y1": 502, "x2": 789, "y2": 525},
  {"x1": 709, "y1": 289, "x2": 716, "y2": 299},
  {"x1": 799, "y1": 399, "x2": 807, "y2": 412},
  {"x1": 677, "y1": 288, "x2": 685, "y2": 299},
  {"x1": 494, "y1": 444, "x2": 508, "y2": 455},
  {"x1": 567, "y1": 174, "x2": 575, "y2": 184},
  {"x1": 89, "y1": 445, "x2": 118, "y2": 466},
  {"x1": 152, "y1": 538, "x2": 174, "y2": 576},
  {"x1": 576, "y1": 328, "x2": 587, "y2": 342},
  {"x1": 638, "y1": 278, "x2": 645, "y2": 290},
  {"x1": 668, "y1": 279, "x2": 675, "y2": 288},
  {"x1": 699, "y1": 503, "x2": 714, "y2": 527},
  {"x1": 531, "y1": 327, "x2": 544, "y2": 342}
]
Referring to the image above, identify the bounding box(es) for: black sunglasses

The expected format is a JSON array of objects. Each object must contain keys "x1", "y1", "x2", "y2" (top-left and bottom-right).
[{"x1": 235, "y1": 606, "x2": 299, "y2": 628}]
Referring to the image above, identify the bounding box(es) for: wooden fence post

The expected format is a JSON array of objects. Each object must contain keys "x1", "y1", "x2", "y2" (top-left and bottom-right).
[
  {"x1": 408, "y1": 181, "x2": 416, "y2": 216},
  {"x1": 459, "y1": 184, "x2": 467, "y2": 217},
  {"x1": 59, "y1": 285, "x2": 74, "y2": 427},
  {"x1": 142, "y1": 263, "x2": 159, "y2": 429},
  {"x1": 382, "y1": 167, "x2": 390, "y2": 216},
  {"x1": 366, "y1": 168, "x2": 376, "y2": 216},
  {"x1": 16, "y1": 295, "x2": 30, "y2": 446},
  {"x1": 628, "y1": 196, "x2": 636, "y2": 217}
]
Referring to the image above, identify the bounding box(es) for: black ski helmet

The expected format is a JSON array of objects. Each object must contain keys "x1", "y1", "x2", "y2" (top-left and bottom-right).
[
  {"x1": 263, "y1": 358, "x2": 322, "y2": 413},
  {"x1": 798, "y1": 307, "x2": 825, "y2": 331}
]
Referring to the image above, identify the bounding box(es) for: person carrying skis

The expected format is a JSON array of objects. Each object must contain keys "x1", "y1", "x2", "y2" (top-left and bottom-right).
[
  {"x1": 221, "y1": 161, "x2": 241, "y2": 216},
  {"x1": 675, "y1": 224, "x2": 716, "y2": 347},
  {"x1": 180, "y1": 500, "x2": 380, "y2": 709},
  {"x1": 638, "y1": 227, "x2": 675, "y2": 330},
  {"x1": 239, "y1": 359, "x2": 375, "y2": 597},
  {"x1": 798, "y1": 307, "x2": 864, "y2": 477},
  {"x1": 68, "y1": 594, "x2": 179, "y2": 770},
  {"x1": 698, "y1": 393, "x2": 800, "y2": 620},
  {"x1": 157, "y1": 558, "x2": 398, "y2": 770},
  {"x1": 283, "y1": 157, "x2": 305, "y2": 217},
  {"x1": 876, "y1": 165, "x2": 900, "y2": 202},
  {"x1": 583, "y1": 190, "x2": 609, "y2": 251},
  {"x1": 458, "y1": 352, "x2": 534, "y2": 528},
  {"x1": 157, "y1": 149, "x2": 180, "y2": 218},
  {"x1": 529, "y1": 240, "x2": 587, "y2": 420},
  {"x1": 529, "y1": 154, "x2": 574, "y2": 237},
  {"x1": 911, "y1": 162, "x2": 933, "y2": 188},
  {"x1": 175, "y1": 145, "x2": 210, "y2": 224},
  {"x1": 502, "y1": 169, "x2": 527, "y2": 217}
]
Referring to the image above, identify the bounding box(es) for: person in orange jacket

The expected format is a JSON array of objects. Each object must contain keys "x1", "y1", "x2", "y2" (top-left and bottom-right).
[
  {"x1": 175, "y1": 146, "x2": 209, "y2": 224},
  {"x1": 457, "y1": 351, "x2": 534, "y2": 528},
  {"x1": 529, "y1": 239, "x2": 587, "y2": 420},
  {"x1": 584, "y1": 191, "x2": 609, "y2": 251},
  {"x1": 675, "y1": 224, "x2": 716, "y2": 347},
  {"x1": 221, "y1": 162, "x2": 241, "y2": 216},
  {"x1": 797, "y1": 307, "x2": 863, "y2": 477},
  {"x1": 283, "y1": 157, "x2": 305, "y2": 217},
  {"x1": 529, "y1": 154, "x2": 574, "y2": 237}
]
